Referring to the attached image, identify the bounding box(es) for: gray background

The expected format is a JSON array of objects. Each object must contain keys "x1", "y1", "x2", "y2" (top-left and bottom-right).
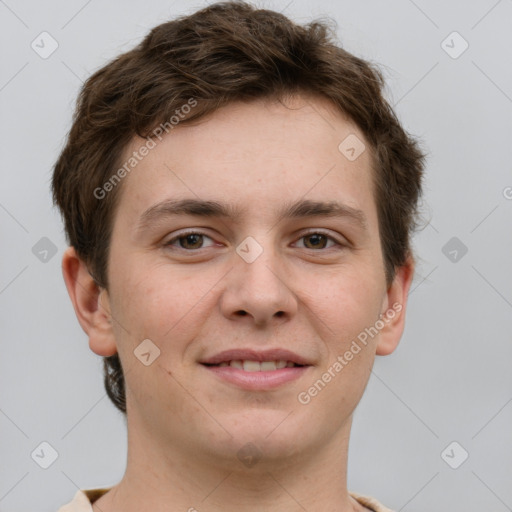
[{"x1": 1, "y1": 0, "x2": 511, "y2": 511}]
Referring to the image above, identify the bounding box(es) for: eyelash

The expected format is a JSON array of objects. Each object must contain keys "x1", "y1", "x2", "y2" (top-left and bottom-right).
[{"x1": 163, "y1": 229, "x2": 345, "y2": 252}]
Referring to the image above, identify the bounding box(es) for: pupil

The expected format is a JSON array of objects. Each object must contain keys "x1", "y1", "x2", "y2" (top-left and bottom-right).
[
  {"x1": 181, "y1": 234, "x2": 202, "y2": 249},
  {"x1": 306, "y1": 234, "x2": 325, "y2": 249}
]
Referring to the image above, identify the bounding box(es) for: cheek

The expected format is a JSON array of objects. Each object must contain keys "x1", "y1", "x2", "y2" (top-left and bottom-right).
[
  {"x1": 307, "y1": 267, "x2": 383, "y2": 342},
  {"x1": 307, "y1": 281, "x2": 380, "y2": 406},
  {"x1": 110, "y1": 260, "x2": 214, "y2": 348},
  {"x1": 319, "y1": 273, "x2": 383, "y2": 399}
]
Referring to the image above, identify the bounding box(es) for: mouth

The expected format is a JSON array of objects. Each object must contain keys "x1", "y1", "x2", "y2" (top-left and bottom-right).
[
  {"x1": 199, "y1": 349, "x2": 312, "y2": 390},
  {"x1": 202, "y1": 360, "x2": 304, "y2": 371}
]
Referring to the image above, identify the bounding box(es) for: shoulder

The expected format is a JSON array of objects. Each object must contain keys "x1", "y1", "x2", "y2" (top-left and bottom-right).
[
  {"x1": 349, "y1": 491, "x2": 396, "y2": 512},
  {"x1": 56, "y1": 488, "x2": 112, "y2": 512}
]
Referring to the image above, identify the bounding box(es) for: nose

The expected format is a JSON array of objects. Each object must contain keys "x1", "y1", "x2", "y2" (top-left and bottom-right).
[{"x1": 219, "y1": 240, "x2": 298, "y2": 327}]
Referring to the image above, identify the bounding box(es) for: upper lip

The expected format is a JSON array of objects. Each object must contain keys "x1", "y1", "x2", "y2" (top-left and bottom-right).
[{"x1": 200, "y1": 348, "x2": 312, "y2": 366}]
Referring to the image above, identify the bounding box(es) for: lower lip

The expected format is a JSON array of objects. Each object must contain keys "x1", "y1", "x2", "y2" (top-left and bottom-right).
[{"x1": 202, "y1": 365, "x2": 310, "y2": 390}]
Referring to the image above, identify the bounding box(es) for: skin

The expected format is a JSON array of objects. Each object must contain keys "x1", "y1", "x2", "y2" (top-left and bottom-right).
[{"x1": 62, "y1": 94, "x2": 413, "y2": 512}]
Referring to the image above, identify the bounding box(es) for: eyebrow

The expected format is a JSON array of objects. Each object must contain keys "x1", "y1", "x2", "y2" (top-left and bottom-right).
[{"x1": 137, "y1": 198, "x2": 368, "y2": 232}]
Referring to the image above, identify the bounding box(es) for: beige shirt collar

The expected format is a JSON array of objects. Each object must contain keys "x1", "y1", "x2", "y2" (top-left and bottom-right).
[{"x1": 57, "y1": 488, "x2": 395, "y2": 512}]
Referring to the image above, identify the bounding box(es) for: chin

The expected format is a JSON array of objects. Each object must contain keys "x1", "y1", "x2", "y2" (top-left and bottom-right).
[{"x1": 214, "y1": 408, "x2": 314, "y2": 459}]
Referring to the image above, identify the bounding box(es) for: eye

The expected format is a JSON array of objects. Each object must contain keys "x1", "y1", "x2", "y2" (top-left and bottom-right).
[
  {"x1": 163, "y1": 230, "x2": 345, "y2": 252},
  {"x1": 164, "y1": 231, "x2": 216, "y2": 250},
  {"x1": 295, "y1": 231, "x2": 343, "y2": 250}
]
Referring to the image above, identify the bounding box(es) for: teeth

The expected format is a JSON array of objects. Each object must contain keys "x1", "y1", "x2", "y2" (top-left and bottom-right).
[
  {"x1": 224, "y1": 360, "x2": 294, "y2": 371},
  {"x1": 243, "y1": 360, "x2": 261, "y2": 372}
]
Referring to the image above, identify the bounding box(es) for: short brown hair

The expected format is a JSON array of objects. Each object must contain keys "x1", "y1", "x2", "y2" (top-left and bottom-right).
[{"x1": 52, "y1": 1, "x2": 425, "y2": 415}]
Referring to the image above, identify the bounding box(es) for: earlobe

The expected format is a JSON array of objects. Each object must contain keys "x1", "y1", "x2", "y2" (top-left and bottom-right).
[
  {"x1": 375, "y1": 256, "x2": 415, "y2": 356},
  {"x1": 61, "y1": 247, "x2": 118, "y2": 357}
]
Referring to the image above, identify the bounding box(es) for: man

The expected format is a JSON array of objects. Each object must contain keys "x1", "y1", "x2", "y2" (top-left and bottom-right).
[{"x1": 53, "y1": 2, "x2": 425, "y2": 511}]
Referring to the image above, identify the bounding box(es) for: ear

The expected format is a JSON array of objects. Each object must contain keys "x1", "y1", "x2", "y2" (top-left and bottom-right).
[
  {"x1": 61, "y1": 246, "x2": 118, "y2": 357},
  {"x1": 375, "y1": 255, "x2": 415, "y2": 356}
]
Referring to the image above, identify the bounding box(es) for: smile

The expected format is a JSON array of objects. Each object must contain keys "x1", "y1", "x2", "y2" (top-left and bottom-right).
[
  {"x1": 201, "y1": 361, "x2": 310, "y2": 390},
  {"x1": 204, "y1": 360, "x2": 302, "y2": 371}
]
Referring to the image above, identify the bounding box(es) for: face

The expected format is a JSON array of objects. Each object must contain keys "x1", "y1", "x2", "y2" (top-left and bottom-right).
[{"x1": 91, "y1": 95, "x2": 409, "y2": 470}]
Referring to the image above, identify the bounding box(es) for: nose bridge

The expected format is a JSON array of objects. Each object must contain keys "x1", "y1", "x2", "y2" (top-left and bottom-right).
[
  {"x1": 221, "y1": 233, "x2": 297, "y2": 324},
  {"x1": 241, "y1": 245, "x2": 281, "y2": 289},
  {"x1": 237, "y1": 234, "x2": 286, "y2": 295}
]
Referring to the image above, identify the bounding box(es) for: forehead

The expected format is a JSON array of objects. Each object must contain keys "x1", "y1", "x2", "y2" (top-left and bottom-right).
[{"x1": 114, "y1": 95, "x2": 377, "y2": 230}]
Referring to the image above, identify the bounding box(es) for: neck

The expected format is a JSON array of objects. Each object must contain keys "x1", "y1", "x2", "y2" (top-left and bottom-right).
[{"x1": 94, "y1": 416, "x2": 365, "y2": 512}]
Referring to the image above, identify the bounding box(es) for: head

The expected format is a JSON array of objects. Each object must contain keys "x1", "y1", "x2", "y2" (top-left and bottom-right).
[{"x1": 52, "y1": 1, "x2": 424, "y2": 466}]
